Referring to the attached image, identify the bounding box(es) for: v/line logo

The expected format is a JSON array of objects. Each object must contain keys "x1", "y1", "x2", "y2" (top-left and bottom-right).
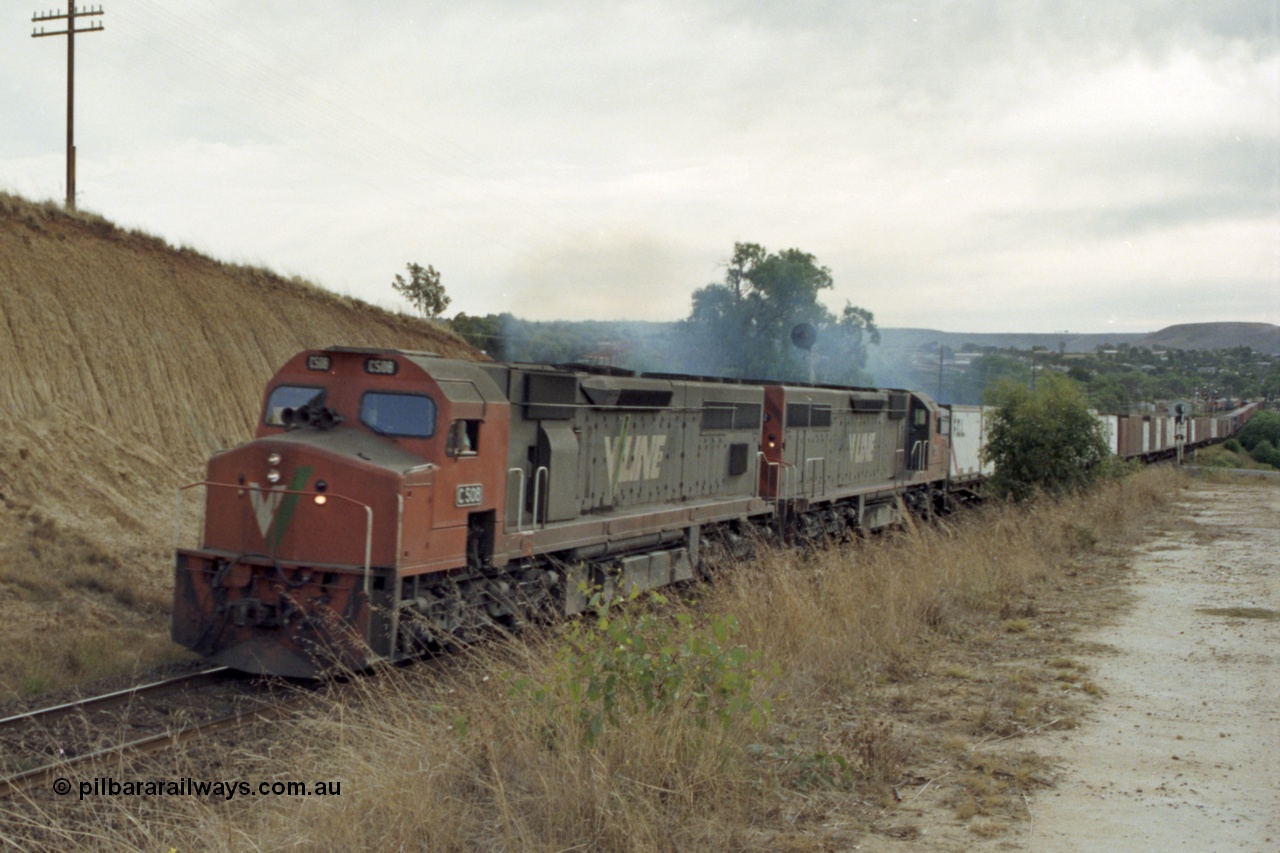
[
  {"x1": 605, "y1": 434, "x2": 667, "y2": 487},
  {"x1": 849, "y1": 432, "x2": 878, "y2": 465},
  {"x1": 249, "y1": 488, "x2": 284, "y2": 538},
  {"x1": 247, "y1": 466, "x2": 314, "y2": 548}
]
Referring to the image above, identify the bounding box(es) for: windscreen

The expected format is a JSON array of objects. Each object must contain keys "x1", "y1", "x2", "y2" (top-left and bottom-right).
[
  {"x1": 264, "y1": 386, "x2": 326, "y2": 426},
  {"x1": 360, "y1": 392, "x2": 436, "y2": 438}
]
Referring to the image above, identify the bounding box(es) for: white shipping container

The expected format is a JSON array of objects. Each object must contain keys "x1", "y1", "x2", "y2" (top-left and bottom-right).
[
  {"x1": 1099, "y1": 415, "x2": 1119, "y2": 456},
  {"x1": 948, "y1": 405, "x2": 994, "y2": 477}
]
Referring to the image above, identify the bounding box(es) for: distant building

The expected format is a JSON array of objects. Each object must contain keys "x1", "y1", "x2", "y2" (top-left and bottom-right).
[{"x1": 580, "y1": 342, "x2": 634, "y2": 367}]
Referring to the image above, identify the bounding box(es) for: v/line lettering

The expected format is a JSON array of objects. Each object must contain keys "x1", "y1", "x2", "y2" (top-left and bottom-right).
[
  {"x1": 849, "y1": 432, "x2": 877, "y2": 465},
  {"x1": 605, "y1": 434, "x2": 668, "y2": 486}
]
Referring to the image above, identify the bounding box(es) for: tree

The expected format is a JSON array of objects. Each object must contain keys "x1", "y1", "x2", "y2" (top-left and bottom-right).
[
  {"x1": 448, "y1": 312, "x2": 505, "y2": 357},
  {"x1": 981, "y1": 373, "x2": 1111, "y2": 501},
  {"x1": 947, "y1": 354, "x2": 1030, "y2": 405},
  {"x1": 684, "y1": 242, "x2": 878, "y2": 384},
  {"x1": 392, "y1": 262, "x2": 450, "y2": 319},
  {"x1": 826, "y1": 303, "x2": 882, "y2": 384},
  {"x1": 1239, "y1": 411, "x2": 1280, "y2": 455}
]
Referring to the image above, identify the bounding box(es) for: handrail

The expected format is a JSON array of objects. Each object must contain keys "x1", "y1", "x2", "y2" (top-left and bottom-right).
[
  {"x1": 506, "y1": 467, "x2": 527, "y2": 532},
  {"x1": 909, "y1": 440, "x2": 927, "y2": 471},
  {"x1": 774, "y1": 461, "x2": 797, "y2": 532},
  {"x1": 757, "y1": 452, "x2": 781, "y2": 501},
  {"x1": 777, "y1": 461, "x2": 797, "y2": 501},
  {"x1": 174, "y1": 481, "x2": 375, "y2": 596},
  {"x1": 532, "y1": 465, "x2": 549, "y2": 529}
]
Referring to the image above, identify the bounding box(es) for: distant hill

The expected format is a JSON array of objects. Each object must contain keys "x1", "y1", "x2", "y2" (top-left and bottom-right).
[
  {"x1": 1138, "y1": 323, "x2": 1280, "y2": 354},
  {"x1": 863, "y1": 328, "x2": 1149, "y2": 390},
  {"x1": 874, "y1": 328, "x2": 1147, "y2": 354}
]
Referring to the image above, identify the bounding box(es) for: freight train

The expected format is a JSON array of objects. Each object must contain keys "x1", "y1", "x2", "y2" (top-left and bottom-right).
[{"x1": 172, "y1": 347, "x2": 1258, "y2": 677}]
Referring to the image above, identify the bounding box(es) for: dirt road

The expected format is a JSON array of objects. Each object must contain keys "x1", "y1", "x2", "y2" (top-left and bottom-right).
[{"x1": 1019, "y1": 480, "x2": 1280, "y2": 851}]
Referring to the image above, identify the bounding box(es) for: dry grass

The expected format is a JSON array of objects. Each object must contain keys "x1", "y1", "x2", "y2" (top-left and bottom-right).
[
  {"x1": 1196, "y1": 606, "x2": 1280, "y2": 621},
  {"x1": 0, "y1": 504, "x2": 178, "y2": 697},
  {"x1": 713, "y1": 465, "x2": 1178, "y2": 707},
  {"x1": 0, "y1": 467, "x2": 1190, "y2": 851},
  {"x1": 0, "y1": 190, "x2": 476, "y2": 470}
]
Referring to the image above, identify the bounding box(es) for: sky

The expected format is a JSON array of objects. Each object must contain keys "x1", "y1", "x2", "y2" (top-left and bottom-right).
[{"x1": 1, "y1": 0, "x2": 1277, "y2": 333}]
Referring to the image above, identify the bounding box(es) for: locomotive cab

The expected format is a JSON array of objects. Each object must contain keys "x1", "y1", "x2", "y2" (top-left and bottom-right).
[
  {"x1": 902, "y1": 393, "x2": 949, "y2": 481},
  {"x1": 173, "y1": 348, "x2": 510, "y2": 677}
]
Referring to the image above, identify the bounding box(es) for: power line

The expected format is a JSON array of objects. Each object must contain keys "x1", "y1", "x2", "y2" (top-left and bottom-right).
[{"x1": 32, "y1": 2, "x2": 105, "y2": 210}]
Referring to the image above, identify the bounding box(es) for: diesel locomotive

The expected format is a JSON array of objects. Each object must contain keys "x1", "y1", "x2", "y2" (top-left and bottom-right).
[
  {"x1": 173, "y1": 347, "x2": 963, "y2": 677},
  {"x1": 173, "y1": 345, "x2": 1260, "y2": 678}
]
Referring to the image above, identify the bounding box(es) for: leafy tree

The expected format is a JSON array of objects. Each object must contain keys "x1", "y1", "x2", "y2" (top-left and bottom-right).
[
  {"x1": 392, "y1": 262, "x2": 450, "y2": 319},
  {"x1": 825, "y1": 304, "x2": 882, "y2": 385},
  {"x1": 1249, "y1": 439, "x2": 1280, "y2": 469},
  {"x1": 948, "y1": 354, "x2": 1030, "y2": 406},
  {"x1": 982, "y1": 373, "x2": 1111, "y2": 501},
  {"x1": 1086, "y1": 374, "x2": 1130, "y2": 414},
  {"x1": 1239, "y1": 411, "x2": 1280, "y2": 454},
  {"x1": 448, "y1": 312, "x2": 506, "y2": 357},
  {"x1": 684, "y1": 242, "x2": 878, "y2": 384}
]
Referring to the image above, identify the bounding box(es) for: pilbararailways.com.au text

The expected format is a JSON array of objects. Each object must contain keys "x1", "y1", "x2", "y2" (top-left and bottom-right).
[{"x1": 60, "y1": 777, "x2": 342, "y2": 801}]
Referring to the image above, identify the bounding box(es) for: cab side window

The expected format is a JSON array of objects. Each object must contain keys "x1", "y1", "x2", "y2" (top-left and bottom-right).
[{"x1": 447, "y1": 419, "x2": 481, "y2": 456}]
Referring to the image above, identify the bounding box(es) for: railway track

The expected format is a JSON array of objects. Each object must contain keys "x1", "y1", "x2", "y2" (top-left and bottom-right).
[{"x1": 0, "y1": 667, "x2": 305, "y2": 799}]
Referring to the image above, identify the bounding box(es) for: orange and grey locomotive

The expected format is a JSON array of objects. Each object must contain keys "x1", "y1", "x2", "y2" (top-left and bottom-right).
[{"x1": 173, "y1": 347, "x2": 960, "y2": 677}]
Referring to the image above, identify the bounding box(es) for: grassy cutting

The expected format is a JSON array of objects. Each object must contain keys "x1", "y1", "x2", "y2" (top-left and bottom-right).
[{"x1": 0, "y1": 192, "x2": 484, "y2": 700}]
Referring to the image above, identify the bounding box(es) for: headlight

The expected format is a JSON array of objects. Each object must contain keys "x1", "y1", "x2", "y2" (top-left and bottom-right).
[
  {"x1": 267, "y1": 469, "x2": 282, "y2": 484},
  {"x1": 267, "y1": 452, "x2": 283, "y2": 466}
]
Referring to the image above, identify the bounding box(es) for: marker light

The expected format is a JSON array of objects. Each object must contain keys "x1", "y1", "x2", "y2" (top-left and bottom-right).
[{"x1": 313, "y1": 495, "x2": 327, "y2": 505}]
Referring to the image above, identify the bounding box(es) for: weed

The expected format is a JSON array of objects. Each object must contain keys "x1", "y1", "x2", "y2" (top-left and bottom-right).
[
  {"x1": 969, "y1": 817, "x2": 1009, "y2": 838},
  {"x1": 513, "y1": 592, "x2": 772, "y2": 747},
  {"x1": 1197, "y1": 606, "x2": 1280, "y2": 621},
  {"x1": 851, "y1": 716, "x2": 908, "y2": 784}
]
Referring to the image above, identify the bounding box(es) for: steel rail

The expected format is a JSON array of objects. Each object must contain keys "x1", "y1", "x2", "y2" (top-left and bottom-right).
[
  {"x1": 0, "y1": 667, "x2": 230, "y2": 735},
  {"x1": 0, "y1": 698, "x2": 301, "y2": 799}
]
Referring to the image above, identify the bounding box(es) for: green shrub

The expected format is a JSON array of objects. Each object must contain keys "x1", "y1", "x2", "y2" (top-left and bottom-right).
[
  {"x1": 981, "y1": 374, "x2": 1112, "y2": 501},
  {"x1": 1239, "y1": 411, "x2": 1280, "y2": 453},
  {"x1": 1197, "y1": 444, "x2": 1244, "y2": 468},
  {"x1": 1222, "y1": 438, "x2": 1242, "y2": 453},
  {"x1": 515, "y1": 592, "x2": 772, "y2": 746},
  {"x1": 1248, "y1": 439, "x2": 1280, "y2": 469}
]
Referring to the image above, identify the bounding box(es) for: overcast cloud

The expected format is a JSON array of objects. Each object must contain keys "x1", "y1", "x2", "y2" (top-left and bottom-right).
[{"x1": 2, "y1": 0, "x2": 1276, "y2": 332}]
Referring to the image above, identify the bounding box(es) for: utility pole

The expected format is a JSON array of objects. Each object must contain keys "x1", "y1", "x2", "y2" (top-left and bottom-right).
[
  {"x1": 936, "y1": 344, "x2": 944, "y2": 401},
  {"x1": 32, "y1": 3, "x2": 105, "y2": 210}
]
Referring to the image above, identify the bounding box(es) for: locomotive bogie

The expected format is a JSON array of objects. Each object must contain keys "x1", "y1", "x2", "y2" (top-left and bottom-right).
[{"x1": 173, "y1": 550, "x2": 378, "y2": 678}]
